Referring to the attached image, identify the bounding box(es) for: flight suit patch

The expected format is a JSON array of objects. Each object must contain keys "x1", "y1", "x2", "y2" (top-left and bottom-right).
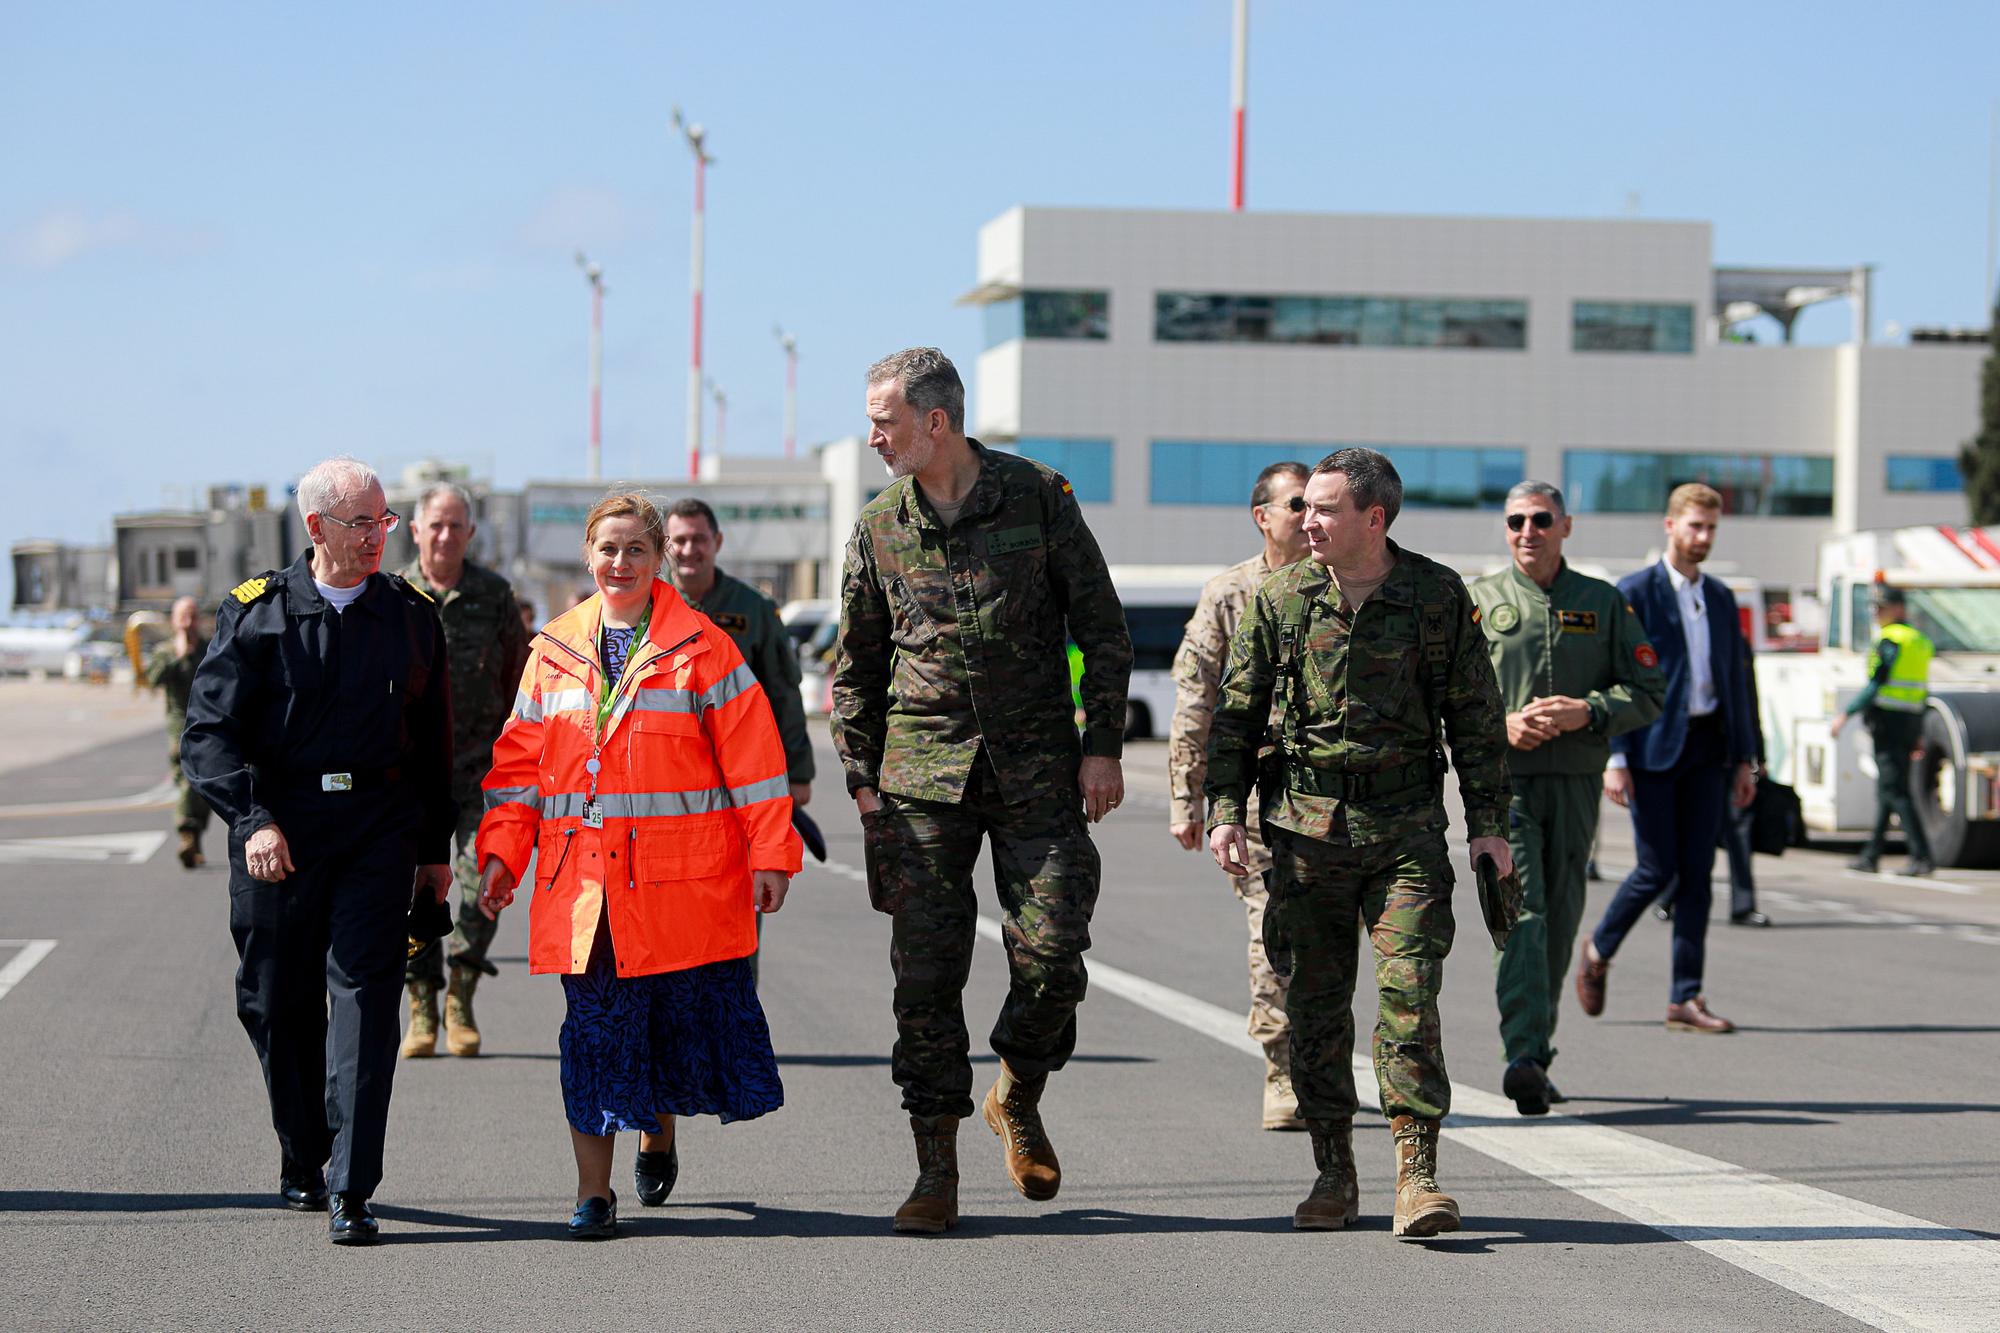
[
  {"x1": 710, "y1": 612, "x2": 749, "y2": 632},
  {"x1": 987, "y1": 524, "x2": 1044, "y2": 556},
  {"x1": 1560, "y1": 610, "x2": 1598, "y2": 634},
  {"x1": 1489, "y1": 604, "x2": 1519, "y2": 632},
  {"x1": 1635, "y1": 643, "x2": 1659, "y2": 668}
]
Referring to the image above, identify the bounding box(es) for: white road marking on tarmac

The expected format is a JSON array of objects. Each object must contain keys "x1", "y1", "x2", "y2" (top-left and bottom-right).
[
  {"x1": 1842, "y1": 870, "x2": 1980, "y2": 896},
  {"x1": 0, "y1": 939, "x2": 57, "y2": 1001},
  {"x1": 0, "y1": 830, "x2": 169, "y2": 865},
  {"x1": 810, "y1": 860, "x2": 2000, "y2": 1331},
  {"x1": 0, "y1": 777, "x2": 177, "y2": 820}
]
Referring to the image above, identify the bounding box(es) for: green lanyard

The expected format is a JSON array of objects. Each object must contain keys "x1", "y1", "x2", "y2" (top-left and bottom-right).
[{"x1": 595, "y1": 600, "x2": 651, "y2": 737}]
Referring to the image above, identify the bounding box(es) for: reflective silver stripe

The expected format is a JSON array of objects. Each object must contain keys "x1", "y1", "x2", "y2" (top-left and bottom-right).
[
  {"x1": 728, "y1": 774, "x2": 790, "y2": 807},
  {"x1": 540, "y1": 687, "x2": 594, "y2": 717},
  {"x1": 540, "y1": 788, "x2": 734, "y2": 819},
  {"x1": 700, "y1": 662, "x2": 758, "y2": 713},
  {"x1": 511, "y1": 691, "x2": 541, "y2": 723},
  {"x1": 485, "y1": 784, "x2": 541, "y2": 812},
  {"x1": 628, "y1": 688, "x2": 700, "y2": 715}
]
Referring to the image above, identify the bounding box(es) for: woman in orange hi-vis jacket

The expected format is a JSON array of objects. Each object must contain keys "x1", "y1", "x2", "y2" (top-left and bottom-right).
[{"x1": 475, "y1": 493, "x2": 802, "y2": 1240}]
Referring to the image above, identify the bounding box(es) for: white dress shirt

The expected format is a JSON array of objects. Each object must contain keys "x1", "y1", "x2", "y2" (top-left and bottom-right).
[{"x1": 1664, "y1": 560, "x2": 1719, "y2": 717}]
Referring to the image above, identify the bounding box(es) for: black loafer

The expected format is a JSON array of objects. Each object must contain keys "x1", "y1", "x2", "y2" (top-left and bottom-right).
[
  {"x1": 569, "y1": 1190, "x2": 617, "y2": 1240},
  {"x1": 328, "y1": 1193, "x2": 378, "y2": 1245},
  {"x1": 635, "y1": 1143, "x2": 679, "y2": 1207},
  {"x1": 1543, "y1": 1075, "x2": 1567, "y2": 1105},
  {"x1": 1502, "y1": 1057, "x2": 1550, "y2": 1117},
  {"x1": 1730, "y1": 910, "x2": 1772, "y2": 927},
  {"x1": 280, "y1": 1174, "x2": 329, "y2": 1212}
]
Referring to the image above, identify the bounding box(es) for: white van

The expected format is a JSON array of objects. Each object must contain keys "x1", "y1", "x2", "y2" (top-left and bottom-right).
[{"x1": 1109, "y1": 565, "x2": 1224, "y2": 739}]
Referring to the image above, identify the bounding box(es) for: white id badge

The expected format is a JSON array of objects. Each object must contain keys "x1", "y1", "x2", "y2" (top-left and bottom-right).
[{"x1": 582, "y1": 800, "x2": 604, "y2": 830}]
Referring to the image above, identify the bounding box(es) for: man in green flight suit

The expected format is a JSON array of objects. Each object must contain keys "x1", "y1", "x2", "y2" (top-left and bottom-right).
[
  {"x1": 148, "y1": 595, "x2": 212, "y2": 869},
  {"x1": 1833, "y1": 590, "x2": 1935, "y2": 876},
  {"x1": 1207, "y1": 447, "x2": 1512, "y2": 1241},
  {"x1": 398, "y1": 482, "x2": 531, "y2": 1059},
  {"x1": 666, "y1": 495, "x2": 815, "y2": 977},
  {"x1": 1469, "y1": 480, "x2": 1664, "y2": 1117},
  {"x1": 833, "y1": 347, "x2": 1132, "y2": 1236}
]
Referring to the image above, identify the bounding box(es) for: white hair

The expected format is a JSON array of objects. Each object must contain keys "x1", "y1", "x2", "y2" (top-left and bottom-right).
[
  {"x1": 296, "y1": 456, "x2": 382, "y2": 523},
  {"x1": 416, "y1": 480, "x2": 475, "y2": 524}
]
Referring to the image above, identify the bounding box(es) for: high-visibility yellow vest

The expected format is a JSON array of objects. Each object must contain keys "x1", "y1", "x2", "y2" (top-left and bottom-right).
[{"x1": 1869, "y1": 620, "x2": 1932, "y2": 714}]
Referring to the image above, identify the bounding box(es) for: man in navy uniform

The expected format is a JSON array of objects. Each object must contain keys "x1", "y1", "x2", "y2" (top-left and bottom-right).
[{"x1": 183, "y1": 455, "x2": 456, "y2": 1245}]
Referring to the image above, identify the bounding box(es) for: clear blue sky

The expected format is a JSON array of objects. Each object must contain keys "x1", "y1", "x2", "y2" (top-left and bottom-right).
[{"x1": 5, "y1": 0, "x2": 1996, "y2": 604}]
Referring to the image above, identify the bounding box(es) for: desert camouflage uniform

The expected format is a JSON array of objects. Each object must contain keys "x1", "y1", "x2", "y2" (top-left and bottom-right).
[
  {"x1": 1206, "y1": 544, "x2": 1509, "y2": 1123},
  {"x1": 399, "y1": 558, "x2": 530, "y2": 985},
  {"x1": 832, "y1": 440, "x2": 1132, "y2": 1119},
  {"x1": 148, "y1": 638, "x2": 212, "y2": 836},
  {"x1": 1169, "y1": 552, "x2": 1292, "y2": 1069}
]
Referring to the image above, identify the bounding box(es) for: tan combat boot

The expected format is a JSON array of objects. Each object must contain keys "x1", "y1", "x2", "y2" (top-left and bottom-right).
[
  {"x1": 399, "y1": 980, "x2": 439, "y2": 1059},
  {"x1": 176, "y1": 829, "x2": 203, "y2": 869},
  {"x1": 982, "y1": 1061, "x2": 1061, "y2": 1201},
  {"x1": 1293, "y1": 1118, "x2": 1360, "y2": 1229},
  {"x1": 1262, "y1": 1047, "x2": 1305, "y2": 1131},
  {"x1": 444, "y1": 963, "x2": 482, "y2": 1057},
  {"x1": 892, "y1": 1115, "x2": 959, "y2": 1234},
  {"x1": 1390, "y1": 1114, "x2": 1461, "y2": 1239}
]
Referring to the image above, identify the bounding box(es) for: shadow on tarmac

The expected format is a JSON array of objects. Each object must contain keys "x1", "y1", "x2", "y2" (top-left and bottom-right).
[
  {"x1": 774, "y1": 1053, "x2": 1155, "y2": 1068},
  {"x1": 1565, "y1": 1096, "x2": 2000, "y2": 1126},
  {"x1": 1419, "y1": 1216, "x2": 2000, "y2": 1252}
]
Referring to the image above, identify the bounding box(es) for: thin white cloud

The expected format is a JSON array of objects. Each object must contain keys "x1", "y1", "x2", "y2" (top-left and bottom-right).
[
  {"x1": 5, "y1": 208, "x2": 220, "y2": 270},
  {"x1": 517, "y1": 184, "x2": 645, "y2": 253}
]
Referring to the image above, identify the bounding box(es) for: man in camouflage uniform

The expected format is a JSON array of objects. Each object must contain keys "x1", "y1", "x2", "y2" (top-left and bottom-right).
[
  {"x1": 398, "y1": 482, "x2": 530, "y2": 1059},
  {"x1": 832, "y1": 347, "x2": 1132, "y2": 1235},
  {"x1": 1207, "y1": 448, "x2": 1511, "y2": 1241},
  {"x1": 667, "y1": 496, "x2": 815, "y2": 979},
  {"x1": 1168, "y1": 459, "x2": 1310, "y2": 1130},
  {"x1": 148, "y1": 595, "x2": 212, "y2": 869},
  {"x1": 1469, "y1": 481, "x2": 1663, "y2": 1116}
]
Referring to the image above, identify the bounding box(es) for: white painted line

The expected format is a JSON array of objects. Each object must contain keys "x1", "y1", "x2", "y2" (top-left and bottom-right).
[
  {"x1": 0, "y1": 777, "x2": 177, "y2": 820},
  {"x1": 1843, "y1": 870, "x2": 1980, "y2": 896},
  {"x1": 0, "y1": 939, "x2": 57, "y2": 1001},
  {"x1": 0, "y1": 830, "x2": 169, "y2": 865}
]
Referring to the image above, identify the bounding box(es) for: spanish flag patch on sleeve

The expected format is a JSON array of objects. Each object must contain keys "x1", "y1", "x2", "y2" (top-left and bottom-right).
[{"x1": 1061, "y1": 481, "x2": 1074, "y2": 495}]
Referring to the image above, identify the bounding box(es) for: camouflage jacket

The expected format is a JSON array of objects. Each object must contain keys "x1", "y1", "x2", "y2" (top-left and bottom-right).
[
  {"x1": 147, "y1": 638, "x2": 208, "y2": 736},
  {"x1": 679, "y1": 566, "x2": 815, "y2": 785},
  {"x1": 398, "y1": 558, "x2": 530, "y2": 792},
  {"x1": 1167, "y1": 552, "x2": 1292, "y2": 825},
  {"x1": 831, "y1": 440, "x2": 1132, "y2": 805},
  {"x1": 1469, "y1": 560, "x2": 1666, "y2": 777},
  {"x1": 1205, "y1": 542, "x2": 1510, "y2": 846}
]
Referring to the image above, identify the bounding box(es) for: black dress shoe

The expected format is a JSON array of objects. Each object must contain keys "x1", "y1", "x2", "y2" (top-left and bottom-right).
[
  {"x1": 635, "y1": 1142, "x2": 679, "y2": 1207},
  {"x1": 280, "y1": 1175, "x2": 329, "y2": 1212},
  {"x1": 328, "y1": 1193, "x2": 378, "y2": 1245},
  {"x1": 1502, "y1": 1058, "x2": 1550, "y2": 1117},
  {"x1": 1900, "y1": 858, "x2": 1935, "y2": 878},
  {"x1": 1730, "y1": 910, "x2": 1772, "y2": 927},
  {"x1": 1652, "y1": 903, "x2": 1673, "y2": 922},
  {"x1": 569, "y1": 1190, "x2": 618, "y2": 1240},
  {"x1": 1543, "y1": 1075, "x2": 1568, "y2": 1105},
  {"x1": 1847, "y1": 855, "x2": 1879, "y2": 873}
]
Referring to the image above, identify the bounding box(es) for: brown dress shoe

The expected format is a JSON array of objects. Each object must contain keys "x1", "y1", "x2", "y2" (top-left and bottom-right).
[
  {"x1": 1574, "y1": 942, "x2": 1609, "y2": 1017},
  {"x1": 1665, "y1": 996, "x2": 1735, "y2": 1033}
]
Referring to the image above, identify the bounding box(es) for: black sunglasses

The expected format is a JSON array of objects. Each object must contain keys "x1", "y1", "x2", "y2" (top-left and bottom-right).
[
  {"x1": 1506, "y1": 511, "x2": 1556, "y2": 532},
  {"x1": 1266, "y1": 495, "x2": 1307, "y2": 513}
]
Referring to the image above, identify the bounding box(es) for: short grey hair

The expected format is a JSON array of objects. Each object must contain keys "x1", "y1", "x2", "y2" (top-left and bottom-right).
[
  {"x1": 1506, "y1": 479, "x2": 1566, "y2": 516},
  {"x1": 1313, "y1": 447, "x2": 1403, "y2": 530},
  {"x1": 296, "y1": 456, "x2": 382, "y2": 523},
  {"x1": 1251, "y1": 460, "x2": 1309, "y2": 508},
  {"x1": 416, "y1": 481, "x2": 475, "y2": 524},
  {"x1": 867, "y1": 346, "x2": 965, "y2": 433}
]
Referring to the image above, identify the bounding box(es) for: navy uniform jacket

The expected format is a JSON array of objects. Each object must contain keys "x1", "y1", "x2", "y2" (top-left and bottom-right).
[
  {"x1": 182, "y1": 552, "x2": 457, "y2": 862},
  {"x1": 1609, "y1": 562, "x2": 1757, "y2": 773}
]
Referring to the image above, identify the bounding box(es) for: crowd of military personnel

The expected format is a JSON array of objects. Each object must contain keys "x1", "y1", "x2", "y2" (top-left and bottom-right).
[{"x1": 156, "y1": 343, "x2": 1932, "y2": 1245}]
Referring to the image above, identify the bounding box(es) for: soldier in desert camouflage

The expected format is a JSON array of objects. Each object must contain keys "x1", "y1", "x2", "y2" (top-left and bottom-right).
[
  {"x1": 831, "y1": 347, "x2": 1131, "y2": 1235},
  {"x1": 1207, "y1": 448, "x2": 1511, "y2": 1241}
]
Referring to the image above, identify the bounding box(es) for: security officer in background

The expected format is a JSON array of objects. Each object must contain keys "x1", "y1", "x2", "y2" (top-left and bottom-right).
[
  {"x1": 398, "y1": 481, "x2": 530, "y2": 1059},
  {"x1": 1207, "y1": 448, "x2": 1511, "y2": 1241},
  {"x1": 1833, "y1": 590, "x2": 1935, "y2": 876},
  {"x1": 1167, "y1": 459, "x2": 1310, "y2": 1131},
  {"x1": 183, "y1": 456, "x2": 456, "y2": 1246},
  {"x1": 148, "y1": 594, "x2": 212, "y2": 869},
  {"x1": 1469, "y1": 481, "x2": 1664, "y2": 1117}
]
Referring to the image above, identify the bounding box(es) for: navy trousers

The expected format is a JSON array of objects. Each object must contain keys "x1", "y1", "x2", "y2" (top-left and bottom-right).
[{"x1": 1592, "y1": 715, "x2": 1729, "y2": 1004}]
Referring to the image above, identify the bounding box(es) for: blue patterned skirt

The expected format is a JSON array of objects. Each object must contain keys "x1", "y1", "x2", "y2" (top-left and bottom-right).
[{"x1": 558, "y1": 950, "x2": 784, "y2": 1136}]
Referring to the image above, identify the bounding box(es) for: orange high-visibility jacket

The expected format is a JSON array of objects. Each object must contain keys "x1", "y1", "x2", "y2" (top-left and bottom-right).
[{"x1": 476, "y1": 579, "x2": 803, "y2": 977}]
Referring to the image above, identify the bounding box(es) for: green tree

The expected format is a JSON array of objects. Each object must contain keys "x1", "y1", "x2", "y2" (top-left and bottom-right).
[{"x1": 1962, "y1": 303, "x2": 2000, "y2": 526}]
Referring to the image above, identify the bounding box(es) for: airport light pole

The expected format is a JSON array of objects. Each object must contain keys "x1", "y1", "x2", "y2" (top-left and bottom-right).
[
  {"x1": 707, "y1": 378, "x2": 727, "y2": 468},
  {"x1": 576, "y1": 252, "x2": 605, "y2": 483},
  {"x1": 774, "y1": 326, "x2": 798, "y2": 460},
  {"x1": 673, "y1": 107, "x2": 713, "y2": 481},
  {"x1": 1230, "y1": 0, "x2": 1248, "y2": 211}
]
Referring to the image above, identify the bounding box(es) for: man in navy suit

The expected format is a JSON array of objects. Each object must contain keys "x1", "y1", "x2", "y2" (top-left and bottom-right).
[{"x1": 1574, "y1": 484, "x2": 1758, "y2": 1034}]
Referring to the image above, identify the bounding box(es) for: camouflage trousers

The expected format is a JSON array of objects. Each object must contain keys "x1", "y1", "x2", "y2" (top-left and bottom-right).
[
  {"x1": 865, "y1": 754, "x2": 1101, "y2": 1120},
  {"x1": 405, "y1": 780, "x2": 500, "y2": 986},
  {"x1": 1228, "y1": 801, "x2": 1290, "y2": 1066},
  {"x1": 167, "y1": 738, "x2": 210, "y2": 834},
  {"x1": 1266, "y1": 823, "x2": 1456, "y2": 1122}
]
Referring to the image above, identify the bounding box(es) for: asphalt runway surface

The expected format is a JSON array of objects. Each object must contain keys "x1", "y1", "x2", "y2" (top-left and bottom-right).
[{"x1": 2, "y1": 698, "x2": 1996, "y2": 1330}]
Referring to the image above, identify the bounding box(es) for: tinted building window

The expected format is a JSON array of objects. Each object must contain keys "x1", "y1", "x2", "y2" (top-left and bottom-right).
[
  {"x1": 1565, "y1": 450, "x2": 1832, "y2": 516},
  {"x1": 1151, "y1": 442, "x2": 1522, "y2": 508},
  {"x1": 1155, "y1": 293, "x2": 1526, "y2": 349},
  {"x1": 995, "y1": 438, "x2": 1114, "y2": 503},
  {"x1": 1572, "y1": 302, "x2": 1695, "y2": 353},
  {"x1": 1886, "y1": 455, "x2": 1962, "y2": 493},
  {"x1": 984, "y1": 290, "x2": 1109, "y2": 348}
]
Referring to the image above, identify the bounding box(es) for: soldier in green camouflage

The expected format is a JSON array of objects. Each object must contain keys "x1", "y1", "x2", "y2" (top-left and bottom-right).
[
  {"x1": 147, "y1": 595, "x2": 211, "y2": 869},
  {"x1": 832, "y1": 347, "x2": 1132, "y2": 1235},
  {"x1": 398, "y1": 482, "x2": 531, "y2": 1059},
  {"x1": 1470, "y1": 481, "x2": 1664, "y2": 1116},
  {"x1": 1206, "y1": 448, "x2": 1512, "y2": 1241},
  {"x1": 665, "y1": 496, "x2": 814, "y2": 980},
  {"x1": 1168, "y1": 460, "x2": 1310, "y2": 1131}
]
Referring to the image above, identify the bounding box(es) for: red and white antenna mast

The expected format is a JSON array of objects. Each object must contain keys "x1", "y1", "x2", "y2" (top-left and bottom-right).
[
  {"x1": 576, "y1": 252, "x2": 605, "y2": 483},
  {"x1": 1230, "y1": 0, "x2": 1249, "y2": 211},
  {"x1": 673, "y1": 107, "x2": 713, "y2": 481}
]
